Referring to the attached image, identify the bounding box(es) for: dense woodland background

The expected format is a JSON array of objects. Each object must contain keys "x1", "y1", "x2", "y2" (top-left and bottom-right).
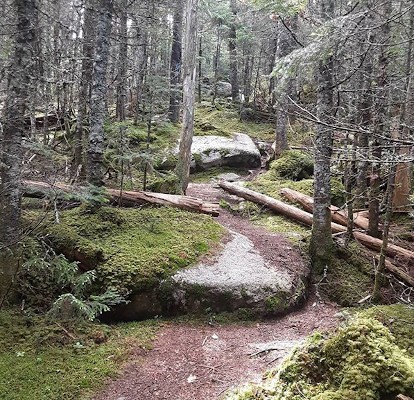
[
  {"x1": 0, "y1": 1, "x2": 414, "y2": 399},
  {"x1": 1, "y1": 0, "x2": 414, "y2": 299}
]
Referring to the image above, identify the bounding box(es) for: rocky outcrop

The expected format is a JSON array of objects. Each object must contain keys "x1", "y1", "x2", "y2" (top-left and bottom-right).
[
  {"x1": 190, "y1": 133, "x2": 261, "y2": 171},
  {"x1": 164, "y1": 230, "x2": 307, "y2": 316}
]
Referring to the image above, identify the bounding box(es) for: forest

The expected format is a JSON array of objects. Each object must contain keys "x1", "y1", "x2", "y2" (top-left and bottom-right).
[{"x1": 0, "y1": 0, "x2": 413, "y2": 399}]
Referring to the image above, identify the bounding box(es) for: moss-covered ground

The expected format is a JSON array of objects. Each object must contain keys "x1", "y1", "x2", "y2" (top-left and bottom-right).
[
  {"x1": 194, "y1": 103, "x2": 275, "y2": 140},
  {"x1": 41, "y1": 206, "x2": 224, "y2": 295},
  {"x1": 227, "y1": 304, "x2": 414, "y2": 400},
  {"x1": 0, "y1": 309, "x2": 159, "y2": 400}
]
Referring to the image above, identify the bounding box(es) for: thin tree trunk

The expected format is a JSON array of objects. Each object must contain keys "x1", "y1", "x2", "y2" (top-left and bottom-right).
[
  {"x1": 198, "y1": 35, "x2": 202, "y2": 103},
  {"x1": 175, "y1": 0, "x2": 198, "y2": 194},
  {"x1": 87, "y1": 0, "x2": 113, "y2": 186},
  {"x1": 168, "y1": 0, "x2": 184, "y2": 123},
  {"x1": 373, "y1": 164, "x2": 396, "y2": 300},
  {"x1": 228, "y1": 0, "x2": 239, "y2": 102},
  {"x1": 116, "y1": 0, "x2": 128, "y2": 121},
  {"x1": 309, "y1": 0, "x2": 335, "y2": 275},
  {"x1": 212, "y1": 25, "x2": 221, "y2": 104},
  {"x1": 73, "y1": 0, "x2": 96, "y2": 178}
]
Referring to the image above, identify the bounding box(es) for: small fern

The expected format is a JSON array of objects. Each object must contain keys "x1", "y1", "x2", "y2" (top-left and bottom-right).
[{"x1": 20, "y1": 241, "x2": 128, "y2": 320}]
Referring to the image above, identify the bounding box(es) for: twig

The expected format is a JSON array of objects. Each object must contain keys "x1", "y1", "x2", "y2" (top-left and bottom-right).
[{"x1": 55, "y1": 322, "x2": 77, "y2": 340}]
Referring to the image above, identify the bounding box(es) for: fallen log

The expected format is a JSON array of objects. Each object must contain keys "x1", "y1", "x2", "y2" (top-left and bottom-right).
[
  {"x1": 280, "y1": 187, "x2": 370, "y2": 231},
  {"x1": 218, "y1": 181, "x2": 347, "y2": 233},
  {"x1": 23, "y1": 180, "x2": 220, "y2": 217},
  {"x1": 219, "y1": 181, "x2": 414, "y2": 286}
]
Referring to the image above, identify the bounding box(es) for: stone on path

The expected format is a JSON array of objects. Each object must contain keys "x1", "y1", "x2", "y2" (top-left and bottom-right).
[{"x1": 167, "y1": 229, "x2": 306, "y2": 316}]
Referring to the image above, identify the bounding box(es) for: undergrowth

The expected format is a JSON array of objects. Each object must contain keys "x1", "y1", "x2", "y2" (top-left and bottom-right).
[
  {"x1": 227, "y1": 304, "x2": 414, "y2": 400},
  {"x1": 0, "y1": 309, "x2": 159, "y2": 400},
  {"x1": 39, "y1": 206, "x2": 224, "y2": 295}
]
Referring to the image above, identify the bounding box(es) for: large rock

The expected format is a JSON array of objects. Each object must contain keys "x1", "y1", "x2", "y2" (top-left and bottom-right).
[
  {"x1": 164, "y1": 230, "x2": 307, "y2": 316},
  {"x1": 190, "y1": 133, "x2": 261, "y2": 171},
  {"x1": 214, "y1": 81, "x2": 232, "y2": 97}
]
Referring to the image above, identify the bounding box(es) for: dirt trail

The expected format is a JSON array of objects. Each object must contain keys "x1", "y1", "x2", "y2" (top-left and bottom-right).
[{"x1": 94, "y1": 182, "x2": 341, "y2": 400}]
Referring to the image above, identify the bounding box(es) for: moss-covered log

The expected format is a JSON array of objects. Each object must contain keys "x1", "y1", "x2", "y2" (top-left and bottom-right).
[{"x1": 22, "y1": 180, "x2": 219, "y2": 216}]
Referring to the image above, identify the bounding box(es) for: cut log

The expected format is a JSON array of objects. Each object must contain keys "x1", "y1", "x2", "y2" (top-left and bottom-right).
[
  {"x1": 22, "y1": 180, "x2": 220, "y2": 217},
  {"x1": 219, "y1": 181, "x2": 414, "y2": 272},
  {"x1": 280, "y1": 187, "x2": 370, "y2": 231}
]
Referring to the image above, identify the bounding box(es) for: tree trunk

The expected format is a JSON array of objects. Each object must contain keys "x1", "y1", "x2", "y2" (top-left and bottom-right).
[
  {"x1": 175, "y1": 0, "x2": 198, "y2": 194},
  {"x1": 310, "y1": 0, "x2": 335, "y2": 275},
  {"x1": 168, "y1": 0, "x2": 184, "y2": 123},
  {"x1": 280, "y1": 188, "x2": 370, "y2": 231},
  {"x1": 22, "y1": 180, "x2": 219, "y2": 217},
  {"x1": 73, "y1": 0, "x2": 96, "y2": 178},
  {"x1": 0, "y1": 0, "x2": 37, "y2": 303},
  {"x1": 274, "y1": 16, "x2": 298, "y2": 157},
  {"x1": 228, "y1": 0, "x2": 239, "y2": 102},
  {"x1": 219, "y1": 181, "x2": 414, "y2": 270},
  {"x1": 87, "y1": 0, "x2": 113, "y2": 186},
  {"x1": 116, "y1": 0, "x2": 128, "y2": 122}
]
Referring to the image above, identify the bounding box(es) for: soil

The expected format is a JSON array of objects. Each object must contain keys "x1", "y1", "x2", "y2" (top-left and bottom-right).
[{"x1": 93, "y1": 181, "x2": 341, "y2": 400}]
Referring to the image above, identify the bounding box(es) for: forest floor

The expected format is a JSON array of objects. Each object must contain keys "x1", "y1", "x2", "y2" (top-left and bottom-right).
[{"x1": 93, "y1": 181, "x2": 341, "y2": 400}]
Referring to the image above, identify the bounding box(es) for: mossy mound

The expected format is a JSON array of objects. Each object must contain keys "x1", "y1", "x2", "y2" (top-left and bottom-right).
[
  {"x1": 269, "y1": 150, "x2": 314, "y2": 181},
  {"x1": 43, "y1": 206, "x2": 224, "y2": 295},
  {"x1": 227, "y1": 306, "x2": 414, "y2": 400},
  {"x1": 194, "y1": 103, "x2": 275, "y2": 141},
  {"x1": 249, "y1": 173, "x2": 345, "y2": 207},
  {"x1": 321, "y1": 242, "x2": 374, "y2": 306}
]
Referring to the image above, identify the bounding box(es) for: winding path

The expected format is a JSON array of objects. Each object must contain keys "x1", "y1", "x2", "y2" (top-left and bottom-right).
[{"x1": 94, "y1": 182, "x2": 341, "y2": 400}]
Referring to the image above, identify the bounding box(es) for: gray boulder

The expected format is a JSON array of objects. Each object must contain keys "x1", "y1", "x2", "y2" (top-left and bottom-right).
[
  {"x1": 190, "y1": 133, "x2": 261, "y2": 171},
  {"x1": 165, "y1": 230, "x2": 307, "y2": 316},
  {"x1": 214, "y1": 81, "x2": 232, "y2": 97}
]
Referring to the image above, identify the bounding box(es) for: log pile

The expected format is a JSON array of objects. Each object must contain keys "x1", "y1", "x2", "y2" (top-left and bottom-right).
[
  {"x1": 22, "y1": 180, "x2": 220, "y2": 217},
  {"x1": 218, "y1": 181, "x2": 414, "y2": 287}
]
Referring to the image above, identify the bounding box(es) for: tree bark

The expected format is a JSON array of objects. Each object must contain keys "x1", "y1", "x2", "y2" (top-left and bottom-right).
[
  {"x1": 0, "y1": 0, "x2": 37, "y2": 303},
  {"x1": 73, "y1": 0, "x2": 96, "y2": 178},
  {"x1": 228, "y1": 0, "x2": 239, "y2": 102},
  {"x1": 116, "y1": 0, "x2": 128, "y2": 122},
  {"x1": 280, "y1": 188, "x2": 370, "y2": 231},
  {"x1": 87, "y1": 0, "x2": 113, "y2": 186},
  {"x1": 219, "y1": 182, "x2": 414, "y2": 271},
  {"x1": 168, "y1": 0, "x2": 184, "y2": 123},
  {"x1": 22, "y1": 180, "x2": 219, "y2": 217},
  {"x1": 175, "y1": 0, "x2": 198, "y2": 194},
  {"x1": 310, "y1": 0, "x2": 335, "y2": 275}
]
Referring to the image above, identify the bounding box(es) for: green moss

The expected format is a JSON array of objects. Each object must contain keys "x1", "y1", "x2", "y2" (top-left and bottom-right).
[
  {"x1": 227, "y1": 309, "x2": 414, "y2": 400},
  {"x1": 194, "y1": 103, "x2": 275, "y2": 140},
  {"x1": 322, "y1": 243, "x2": 373, "y2": 306},
  {"x1": 147, "y1": 173, "x2": 179, "y2": 194},
  {"x1": 358, "y1": 304, "x2": 414, "y2": 356},
  {"x1": 0, "y1": 309, "x2": 159, "y2": 400},
  {"x1": 190, "y1": 166, "x2": 249, "y2": 183},
  {"x1": 265, "y1": 293, "x2": 288, "y2": 314},
  {"x1": 39, "y1": 207, "x2": 224, "y2": 295},
  {"x1": 269, "y1": 150, "x2": 314, "y2": 181}
]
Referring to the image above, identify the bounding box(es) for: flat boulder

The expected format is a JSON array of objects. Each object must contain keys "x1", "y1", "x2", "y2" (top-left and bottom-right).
[
  {"x1": 190, "y1": 133, "x2": 261, "y2": 171},
  {"x1": 164, "y1": 229, "x2": 307, "y2": 316}
]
